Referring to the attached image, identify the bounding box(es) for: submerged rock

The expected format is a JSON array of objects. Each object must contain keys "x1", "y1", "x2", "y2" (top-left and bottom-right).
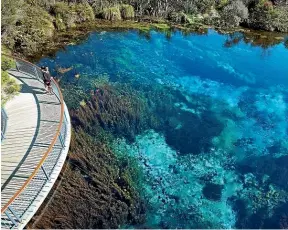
[{"x1": 202, "y1": 183, "x2": 224, "y2": 201}]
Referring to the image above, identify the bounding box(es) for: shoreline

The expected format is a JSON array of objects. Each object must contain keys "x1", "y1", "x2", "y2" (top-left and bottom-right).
[{"x1": 6, "y1": 19, "x2": 287, "y2": 62}]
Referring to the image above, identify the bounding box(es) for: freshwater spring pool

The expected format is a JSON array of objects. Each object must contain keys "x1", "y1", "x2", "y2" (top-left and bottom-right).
[{"x1": 38, "y1": 29, "x2": 288, "y2": 229}]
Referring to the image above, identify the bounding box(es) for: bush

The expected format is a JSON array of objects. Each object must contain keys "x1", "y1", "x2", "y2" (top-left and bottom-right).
[
  {"x1": 2, "y1": 3, "x2": 54, "y2": 54},
  {"x1": 195, "y1": 0, "x2": 215, "y2": 13},
  {"x1": 247, "y1": 5, "x2": 288, "y2": 32},
  {"x1": 72, "y1": 3, "x2": 95, "y2": 23},
  {"x1": 216, "y1": 0, "x2": 230, "y2": 9},
  {"x1": 221, "y1": 0, "x2": 249, "y2": 27},
  {"x1": 101, "y1": 6, "x2": 122, "y2": 21},
  {"x1": 1, "y1": 70, "x2": 21, "y2": 105},
  {"x1": 52, "y1": 2, "x2": 95, "y2": 31},
  {"x1": 1, "y1": 55, "x2": 16, "y2": 71},
  {"x1": 120, "y1": 4, "x2": 135, "y2": 19},
  {"x1": 168, "y1": 12, "x2": 193, "y2": 24}
]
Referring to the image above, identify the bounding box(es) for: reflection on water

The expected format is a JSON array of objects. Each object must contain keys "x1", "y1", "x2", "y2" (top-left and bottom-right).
[{"x1": 38, "y1": 29, "x2": 288, "y2": 229}]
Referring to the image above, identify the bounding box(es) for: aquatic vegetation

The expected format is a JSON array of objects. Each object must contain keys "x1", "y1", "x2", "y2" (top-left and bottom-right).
[
  {"x1": 29, "y1": 129, "x2": 145, "y2": 229},
  {"x1": 224, "y1": 30, "x2": 286, "y2": 49},
  {"x1": 57, "y1": 66, "x2": 73, "y2": 74},
  {"x1": 70, "y1": 82, "x2": 157, "y2": 142}
]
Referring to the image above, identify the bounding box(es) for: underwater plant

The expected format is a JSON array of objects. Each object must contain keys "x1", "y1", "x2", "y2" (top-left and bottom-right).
[
  {"x1": 70, "y1": 82, "x2": 157, "y2": 142},
  {"x1": 29, "y1": 128, "x2": 145, "y2": 229}
]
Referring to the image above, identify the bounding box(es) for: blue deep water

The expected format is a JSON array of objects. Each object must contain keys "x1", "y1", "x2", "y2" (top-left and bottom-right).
[{"x1": 38, "y1": 29, "x2": 288, "y2": 229}]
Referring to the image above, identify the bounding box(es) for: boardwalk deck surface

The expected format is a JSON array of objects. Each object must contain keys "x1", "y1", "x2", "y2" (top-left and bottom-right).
[{"x1": 1, "y1": 68, "x2": 71, "y2": 229}]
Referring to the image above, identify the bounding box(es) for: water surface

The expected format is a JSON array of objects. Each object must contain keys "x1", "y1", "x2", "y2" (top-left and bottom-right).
[{"x1": 38, "y1": 29, "x2": 288, "y2": 229}]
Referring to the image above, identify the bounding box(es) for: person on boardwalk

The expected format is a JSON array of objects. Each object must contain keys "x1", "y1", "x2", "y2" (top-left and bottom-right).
[{"x1": 41, "y1": 67, "x2": 53, "y2": 94}]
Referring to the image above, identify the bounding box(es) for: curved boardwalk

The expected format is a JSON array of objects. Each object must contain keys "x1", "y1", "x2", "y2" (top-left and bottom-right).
[{"x1": 1, "y1": 59, "x2": 71, "y2": 229}]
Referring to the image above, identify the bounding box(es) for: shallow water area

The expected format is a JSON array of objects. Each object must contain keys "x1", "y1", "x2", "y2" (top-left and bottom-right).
[{"x1": 38, "y1": 28, "x2": 288, "y2": 229}]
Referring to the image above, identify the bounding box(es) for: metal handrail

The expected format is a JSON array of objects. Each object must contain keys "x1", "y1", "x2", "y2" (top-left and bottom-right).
[
  {"x1": 1, "y1": 108, "x2": 8, "y2": 141},
  {"x1": 0, "y1": 54, "x2": 65, "y2": 214}
]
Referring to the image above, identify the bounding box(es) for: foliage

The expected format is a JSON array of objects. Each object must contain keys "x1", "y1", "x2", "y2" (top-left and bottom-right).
[
  {"x1": 1, "y1": 55, "x2": 21, "y2": 105},
  {"x1": 52, "y1": 2, "x2": 95, "y2": 31},
  {"x1": 1, "y1": 0, "x2": 24, "y2": 36},
  {"x1": 1, "y1": 0, "x2": 288, "y2": 57},
  {"x1": 2, "y1": 2, "x2": 54, "y2": 54},
  {"x1": 70, "y1": 82, "x2": 157, "y2": 142},
  {"x1": 1, "y1": 55, "x2": 16, "y2": 71},
  {"x1": 247, "y1": 5, "x2": 288, "y2": 32},
  {"x1": 29, "y1": 129, "x2": 145, "y2": 228},
  {"x1": 221, "y1": 0, "x2": 249, "y2": 27},
  {"x1": 120, "y1": 4, "x2": 135, "y2": 19},
  {"x1": 25, "y1": 0, "x2": 54, "y2": 10},
  {"x1": 168, "y1": 12, "x2": 193, "y2": 24},
  {"x1": 216, "y1": 0, "x2": 230, "y2": 9},
  {"x1": 194, "y1": 0, "x2": 215, "y2": 13},
  {"x1": 1, "y1": 70, "x2": 21, "y2": 105},
  {"x1": 101, "y1": 6, "x2": 122, "y2": 20}
]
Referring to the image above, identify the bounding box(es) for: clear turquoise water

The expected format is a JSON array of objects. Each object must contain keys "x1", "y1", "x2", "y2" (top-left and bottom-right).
[{"x1": 38, "y1": 29, "x2": 288, "y2": 229}]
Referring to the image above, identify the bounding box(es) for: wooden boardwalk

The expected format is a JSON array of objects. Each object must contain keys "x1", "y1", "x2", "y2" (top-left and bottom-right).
[{"x1": 1, "y1": 65, "x2": 71, "y2": 229}]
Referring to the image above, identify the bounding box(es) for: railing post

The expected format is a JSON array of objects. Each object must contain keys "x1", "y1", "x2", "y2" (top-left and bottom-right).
[
  {"x1": 41, "y1": 166, "x2": 50, "y2": 180},
  {"x1": 8, "y1": 207, "x2": 21, "y2": 223},
  {"x1": 1, "y1": 108, "x2": 8, "y2": 141},
  {"x1": 4, "y1": 210, "x2": 18, "y2": 227},
  {"x1": 15, "y1": 60, "x2": 20, "y2": 72},
  {"x1": 64, "y1": 111, "x2": 68, "y2": 123},
  {"x1": 33, "y1": 66, "x2": 41, "y2": 81},
  {"x1": 59, "y1": 134, "x2": 65, "y2": 148}
]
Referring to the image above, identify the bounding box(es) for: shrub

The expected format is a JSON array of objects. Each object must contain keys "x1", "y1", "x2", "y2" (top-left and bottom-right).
[
  {"x1": 52, "y1": 2, "x2": 74, "y2": 30},
  {"x1": 195, "y1": 0, "x2": 215, "y2": 13},
  {"x1": 72, "y1": 3, "x2": 95, "y2": 23},
  {"x1": 216, "y1": 0, "x2": 230, "y2": 9},
  {"x1": 101, "y1": 6, "x2": 122, "y2": 21},
  {"x1": 120, "y1": 4, "x2": 135, "y2": 19},
  {"x1": 168, "y1": 12, "x2": 193, "y2": 24},
  {"x1": 1, "y1": 70, "x2": 21, "y2": 105},
  {"x1": 247, "y1": 5, "x2": 288, "y2": 32},
  {"x1": 1, "y1": 55, "x2": 16, "y2": 71},
  {"x1": 221, "y1": 0, "x2": 249, "y2": 27},
  {"x1": 2, "y1": 3, "x2": 54, "y2": 54},
  {"x1": 52, "y1": 2, "x2": 95, "y2": 31}
]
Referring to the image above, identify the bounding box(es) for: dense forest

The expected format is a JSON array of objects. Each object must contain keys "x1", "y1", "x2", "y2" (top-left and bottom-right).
[{"x1": 1, "y1": 0, "x2": 288, "y2": 56}]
